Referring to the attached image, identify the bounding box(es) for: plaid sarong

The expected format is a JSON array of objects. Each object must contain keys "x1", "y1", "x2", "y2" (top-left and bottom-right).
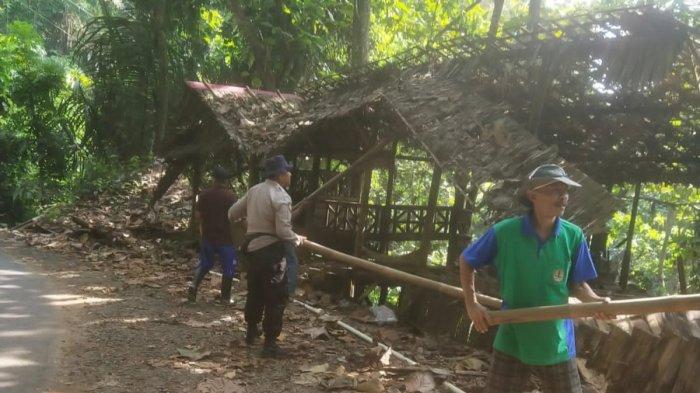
[{"x1": 485, "y1": 350, "x2": 583, "y2": 393}]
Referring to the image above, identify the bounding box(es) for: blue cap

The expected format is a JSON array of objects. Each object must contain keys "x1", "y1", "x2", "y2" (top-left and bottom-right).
[{"x1": 264, "y1": 155, "x2": 293, "y2": 177}]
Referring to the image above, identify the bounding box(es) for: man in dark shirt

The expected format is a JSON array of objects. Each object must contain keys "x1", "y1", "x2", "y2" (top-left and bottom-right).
[{"x1": 187, "y1": 166, "x2": 238, "y2": 305}]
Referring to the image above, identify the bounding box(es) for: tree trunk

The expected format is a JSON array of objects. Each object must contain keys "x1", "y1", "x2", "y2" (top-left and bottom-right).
[
  {"x1": 657, "y1": 206, "x2": 676, "y2": 293},
  {"x1": 488, "y1": 0, "x2": 505, "y2": 41},
  {"x1": 153, "y1": 0, "x2": 169, "y2": 154},
  {"x1": 619, "y1": 181, "x2": 642, "y2": 291},
  {"x1": 677, "y1": 256, "x2": 688, "y2": 294},
  {"x1": 528, "y1": 0, "x2": 542, "y2": 32},
  {"x1": 351, "y1": 0, "x2": 371, "y2": 68}
]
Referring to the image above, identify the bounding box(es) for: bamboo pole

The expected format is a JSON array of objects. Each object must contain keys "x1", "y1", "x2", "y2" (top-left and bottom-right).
[
  {"x1": 292, "y1": 136, "x2": 394, "y2": 219},
  {"x1": 488, "y1": 294, "x2": 700, "y2": 325},
  {"x1": 302, "y1": 240, "x2": 502, "y2": 309},
  {"x1": 301, "y1": 240, "x2": 700, "y2": 325}
]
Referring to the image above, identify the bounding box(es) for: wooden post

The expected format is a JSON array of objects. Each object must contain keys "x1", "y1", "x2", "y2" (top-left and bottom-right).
[
  {"x1": 447, "y1": 173, "x2": 468, "y2": 267},
  {"x1": 353, "y1": 168, "x2": 373, "y2": 256},
  {"x1": 419, "y1": 164, "x2": 442, "y2": 265},
  {"x1": 379, "y1": 142, "x2": 398, "y2": 253},
  {"x1": 293, "y1": 137, "x2": 393, "y2": 218},
  {"x1": 462, "y1": 183, "x2": 479, "y2": 242},
  {"x1": 620, "y1": 181, "x2": 642, "y2": 291}
]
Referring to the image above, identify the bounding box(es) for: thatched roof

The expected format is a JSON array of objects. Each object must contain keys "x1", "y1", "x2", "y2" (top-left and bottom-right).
[
  {"x1": 179, "y1": 7, "x2": 698, "y2": 232},
  {"x1": 303, "y1": 6, "x2": 698, "y2": 185},
  {"x1": 185, "y1": 81, "x2": 303, "y2": 155}
]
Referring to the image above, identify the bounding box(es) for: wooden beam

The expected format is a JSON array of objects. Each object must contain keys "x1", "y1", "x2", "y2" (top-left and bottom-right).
[
  {"x1": 292, "y1": 136, "x2": 394, "y2": 218},
  {"x1": 419, "y1": 164, "x2": 442, "y2": 264},
  {"x1": 302, "y1": 240, "x2": 700, "y2": 325},
  {"x1": 447, "y1": 173, "x2": 468, "y2": 266},
  {"x1": 490, "y1": 294, "x2": 700, "y2": 325},
  {"x1": 353, "y1": 168, "x2": 373, "y2": 255},
  {"x1": 620, "y1": 181, "x2": 642, "y2": 291},
  {"x1": 303, "y1": 240, "x2": 502, "y2": 309},
  {"x1": 379, "y1": 142, "x2": 398, "y2": 253}
]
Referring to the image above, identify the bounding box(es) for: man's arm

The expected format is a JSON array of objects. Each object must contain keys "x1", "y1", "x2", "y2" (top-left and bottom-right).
[
  {"x1": 571, "y1": 281, "x2": 607, "y2": 302},
  {"x1": 228, "y1": 194, "x2": 247, "y2": 222},
  {"x1": 459, "y1": 255, "x2": 492, "y2": 333}
]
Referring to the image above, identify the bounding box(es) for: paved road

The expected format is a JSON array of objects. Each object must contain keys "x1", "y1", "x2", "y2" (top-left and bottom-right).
[{"x1": 0, "y1": 250, "x2": 61, "y2": 392}]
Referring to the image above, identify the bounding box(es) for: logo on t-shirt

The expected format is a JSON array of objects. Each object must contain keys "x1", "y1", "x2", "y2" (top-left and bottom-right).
[{"x1": 552, "y1": 268, "x2": 565, "y2": 283}]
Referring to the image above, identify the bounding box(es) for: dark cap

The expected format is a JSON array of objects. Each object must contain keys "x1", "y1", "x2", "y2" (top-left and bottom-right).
[
  {"x1": 212, "y1": 165, "x2": 230, "y2": 181},
  {"x1": 264, "y1": 155, "x2": 293, "y2": 177},
  {"x1": 517, "y1": 164, "x2": 582, "y2": 206}
]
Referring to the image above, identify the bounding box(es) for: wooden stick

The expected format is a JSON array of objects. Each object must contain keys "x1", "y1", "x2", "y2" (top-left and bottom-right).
[
  {"x1": 292, "y1": 136, "x2": 394, "y2": 219},
  {"x1": 302, "y1": 240, "x2": 502, "y2": 309},
  {"x1": 301, "y1": 240, "x2": 700, "y2": 324},
  {"x1": 293, "y1": 299, "x2": 467, "y2": 393},
  {"x1": 488, "y1": 294, "x2": 700, "y2": 325}
]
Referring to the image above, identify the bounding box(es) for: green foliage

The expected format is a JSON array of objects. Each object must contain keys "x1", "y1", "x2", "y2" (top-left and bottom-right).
[
  {"x1": 371, "y1": 0, "x2": 490, "y2": 62},
  {"x1": 609, "y1": 184, "x2": 699, "y2": 293},
  {"x1": 0, "y1": 21, "x2": 84, "y2": 222}
]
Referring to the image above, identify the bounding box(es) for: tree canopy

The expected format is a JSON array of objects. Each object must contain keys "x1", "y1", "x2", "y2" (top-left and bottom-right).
[{"x1": 0, "y1": 0, "x2": 698, "y2": 294}]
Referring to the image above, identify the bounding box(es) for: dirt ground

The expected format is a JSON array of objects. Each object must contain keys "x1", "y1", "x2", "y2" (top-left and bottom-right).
[{"x1": 0, "y1": 232, "x2": 498, "y2": 393}]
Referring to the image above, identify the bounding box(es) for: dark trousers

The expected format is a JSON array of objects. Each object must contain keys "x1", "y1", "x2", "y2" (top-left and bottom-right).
[
  {"x1": 244, "y1": 242, "x2": 288, "y2": 342},
  {"x1": 486, "y1": 350, "x2": 582, "y2": 393}
]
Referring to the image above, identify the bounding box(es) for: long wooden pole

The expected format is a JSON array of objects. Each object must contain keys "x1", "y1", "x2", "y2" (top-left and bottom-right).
[
  {"x1": 301, "y1": 240, "x2": 700, "y2": 325},
  {"x1": 292, "y1": 136, "x2": 394, "y2": 219},
  {"x1": 489, "y1": 294, "x2": 700, "y2": 325},
  {"x1": 303, "y1": 240, "x2": 503, "y2": 309}
]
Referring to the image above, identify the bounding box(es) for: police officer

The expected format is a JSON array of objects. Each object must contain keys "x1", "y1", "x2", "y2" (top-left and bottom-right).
[{"x1": 228, "y1": 155, "x2": 305, "y2": 358}]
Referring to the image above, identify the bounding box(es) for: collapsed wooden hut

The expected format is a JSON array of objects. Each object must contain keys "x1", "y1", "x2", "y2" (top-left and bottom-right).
[{"x1": 154, "y1": 6, "x2": 700, "y2": 392}]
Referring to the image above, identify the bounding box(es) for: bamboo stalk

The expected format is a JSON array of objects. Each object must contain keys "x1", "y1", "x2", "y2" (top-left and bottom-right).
[
  {"x1": 488, "y1": 294, "x2": 700, "y2": 325},
  {"x1": 302, "y1": 240, "x2": 503, "y2": 309},
  {"x1": 301, "y1": 240, "x2": 700, "y2": 325}
]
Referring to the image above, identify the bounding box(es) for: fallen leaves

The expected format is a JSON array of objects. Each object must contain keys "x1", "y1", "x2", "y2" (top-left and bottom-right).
[
  {"x1": 404, "y1": 371, "x2": 435, "y2": 393},
  {"x1": 300, "y1": 363, "x2": 330, "y2": 373},
  {"x1": 305, "y1": 326, "x2": 330, "y2": 340},
  {"x1": 196, "y1": 378, "x2": 245, "y2": 393},
  {"x1": 177, "y1": 348, "x2": 211, "y2": 361}
]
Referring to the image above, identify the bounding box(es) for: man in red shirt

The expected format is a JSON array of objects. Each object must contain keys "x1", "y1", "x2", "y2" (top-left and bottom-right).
[{"x1": 187, "y1": 166, "x2": 238, "y2": 304}]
